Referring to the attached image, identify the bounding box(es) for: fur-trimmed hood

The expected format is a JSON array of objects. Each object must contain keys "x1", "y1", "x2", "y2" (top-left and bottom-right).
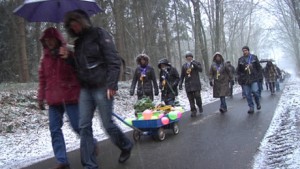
[
  {"x1": 64, "y1": 9, "x2": 92, "y2": 37},
  {"x1": 136, "y1": 54, "x2": 150, "y2": 65}
]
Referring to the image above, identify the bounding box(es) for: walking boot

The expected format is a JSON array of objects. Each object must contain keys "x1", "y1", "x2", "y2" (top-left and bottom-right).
[
  {"x1": 190, "y1": 111, "x2": 197, "y2": 117},
  {"x1": 199, "y1": 107, "x2": 203, "y2": 113},
  {"x1": 257, "y1": 103, "x2": 261, "y2": 110},
  {"x1": 219, "y1": 108, "x2": 227, "y2": 113},
  {"x1": 52, "y1": 164, "x2": 70, "y2": 169},
  {"x1": 119, "y1": 142, "x2": 133, "y2": 163},
  {"x1": 247, "y1": 107, "x2": 254, "y2": 114}
]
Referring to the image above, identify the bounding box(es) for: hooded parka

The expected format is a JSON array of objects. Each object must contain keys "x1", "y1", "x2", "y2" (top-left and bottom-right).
[
  {"x1": 37, "y1": 27, "x2": 80, "y2": 105},
  {"x1": 158, "y1": 58, "x2": 180, "y2": 102},
  {"x1": 130, "y1": 54, "x2": 159, "y2": 100},
  {"x1": 209, "y1": 52, "x2": 232, "y2": 98}
]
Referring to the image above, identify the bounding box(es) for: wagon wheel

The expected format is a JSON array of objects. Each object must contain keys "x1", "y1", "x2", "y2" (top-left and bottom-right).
[
  {"x1": 172, "y1": 122, "x2": 179, "y2": 135},
  {"x1": 133, "y1": 130, "x2": 141, "y2": 142},
  {"x1": 156, "y1": 127, "x2": 166, "y2": 141}
]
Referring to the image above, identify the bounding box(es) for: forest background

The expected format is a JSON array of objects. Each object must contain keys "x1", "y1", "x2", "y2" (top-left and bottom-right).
[{"x1": 0, "y1": 0, "x2": 299, "y2": 83}]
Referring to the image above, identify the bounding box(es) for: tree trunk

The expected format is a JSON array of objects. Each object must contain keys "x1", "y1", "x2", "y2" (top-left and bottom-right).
[
  {"x1": 174, "y1": 0, "x2": 182, "y2": 68},
  {"x1": 18, "y1": 17, "x2": 30, "y2": 82}
]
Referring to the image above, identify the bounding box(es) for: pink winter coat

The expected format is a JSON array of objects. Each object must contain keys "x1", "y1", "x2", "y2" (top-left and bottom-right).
[{"x1": 37, "y1": 27, "x2": 80, "y2": 105}]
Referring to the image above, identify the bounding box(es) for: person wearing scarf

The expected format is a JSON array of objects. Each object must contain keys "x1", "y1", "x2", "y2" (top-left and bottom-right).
[{"x1": 236, "y1": 46, "x2": 262, "y2": 114}]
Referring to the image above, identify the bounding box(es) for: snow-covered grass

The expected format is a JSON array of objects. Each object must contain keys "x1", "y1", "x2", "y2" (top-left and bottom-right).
[
  {"x1": 1, "y1": 80, "x2": 239, "y2": 169},
  {"x1": 3, "y1": 77, "x2": 300, "y2": 169},
  {"x1": 253, "y1": 77, "x2": 300, "y2": 169}
]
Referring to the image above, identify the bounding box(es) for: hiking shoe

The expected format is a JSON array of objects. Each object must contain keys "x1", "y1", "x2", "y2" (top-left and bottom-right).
[
  {"x1": 219, "y1": 108, "x2": 227, "y2": 113},
  {"x1": 190, "y1": 111, "x2": 197, "y2": 117},
  {"x1": 199, "y1": 107, "x2": 203, "y2": 113},
  {"x1": 257, "y1": 104, "x2": 261, "y2": 110},
  {"x1": 119, "y1": 143, "x2": 133, "y2": 163},
  {"x1": 248, "y1": 108, "x2": 254, "y2": 114},
  {"x1": 52, "y1": 164, "x2": 70, "y2": 169}
]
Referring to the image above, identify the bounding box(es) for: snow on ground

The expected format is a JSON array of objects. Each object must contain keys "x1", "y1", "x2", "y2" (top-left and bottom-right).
[
  {"x1": 253, "y1": 77, "x2": 300, "y2": 169},
  {"x1": 1, "y1": 80, "x2": 237, "y2": 169},
  {"x1": 4, "y1": 77, "x2": 300, "y2": 169}
]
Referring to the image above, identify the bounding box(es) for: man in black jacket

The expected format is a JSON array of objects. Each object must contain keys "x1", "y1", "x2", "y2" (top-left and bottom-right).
[
  {"x1": 64, "y1": 9, "x2": 133, "y2": 168},
  {"x1": 179, "y1": 51, "x2": 203, "y2": 117},
  {"x1": 236, "y1": 46, "x2": 262, "y2": 114}
]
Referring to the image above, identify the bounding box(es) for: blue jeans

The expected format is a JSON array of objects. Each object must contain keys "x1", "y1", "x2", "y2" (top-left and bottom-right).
[
  {"x1": 240, "y1": 85, "x2": 246, "y2": 98},
  {"x1": 242, "y1": 82, "x2": 260, "y2": 109},
  {"x1": 49, "y1": 104, "x2": 80, "y2": 165},
  {"x1": 79, "y1": 87, "x2": 132, "y2": 169},
  {"x1": 220, "y1": 96, "x2": 227, "y2": 110}
]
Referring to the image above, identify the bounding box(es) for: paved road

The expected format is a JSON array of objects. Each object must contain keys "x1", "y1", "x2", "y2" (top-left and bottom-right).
[{"x1": 23, "y1": 90, "x2": 282, "y2": 169}]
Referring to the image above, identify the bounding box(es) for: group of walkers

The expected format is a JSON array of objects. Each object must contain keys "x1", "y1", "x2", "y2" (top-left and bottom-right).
[
  {"x1": 35, "y1": 9, "x2": 283, "y2": 169},
  {"x1": 263, "y1": 61, "x2": 282, "y2": 94},
  {"x1": 130, "y1": 51, "x2": 203, "y2": 117}
]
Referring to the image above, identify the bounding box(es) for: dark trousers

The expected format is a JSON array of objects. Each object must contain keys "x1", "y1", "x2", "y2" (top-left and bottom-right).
[
  {"x1": 229, "y1": 80, "x2": 234, "y2": 96},
  {"x1": 268, "y1": 82, "x2": 275, "y2": 94},
  {"x1": 187, "y1": 90, "x2": 202, "y2": 112}
]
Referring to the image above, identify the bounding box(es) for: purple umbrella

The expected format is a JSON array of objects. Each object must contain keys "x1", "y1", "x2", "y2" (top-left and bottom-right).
[{"x1": 13, "y1": 0, "x2": 103, "y2": 23}]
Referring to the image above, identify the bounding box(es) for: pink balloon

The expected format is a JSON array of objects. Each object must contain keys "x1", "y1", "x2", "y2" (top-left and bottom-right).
[
  {"x1": 158, "y1": 113, "x2": 164, "y2": 119},
  {"x1": 161, "y1": 117, "x2": 170, "y2": 125},
  {"x1": 177, "y1": 112, "x2": 182, "y2": 118},
  {"x1": 143, "y1": 109, "x2": 153, "y2": 120}
]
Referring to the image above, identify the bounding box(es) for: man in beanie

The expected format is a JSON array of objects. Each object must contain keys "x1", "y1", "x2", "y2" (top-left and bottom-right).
[
  {"x1": 236, "y1": 46, "x2": 262, "y2": 113},
  {"x1": 179, "y1": 51, "x2": 203, "y2": 117},
  {"x1": 63, "y1": 9, "x2": 133, "y2": 168}
]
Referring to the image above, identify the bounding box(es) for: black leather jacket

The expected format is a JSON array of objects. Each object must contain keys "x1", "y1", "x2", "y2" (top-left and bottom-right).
[{"x1": 73, "y1": 27, "x2": 121, "y2": 89}]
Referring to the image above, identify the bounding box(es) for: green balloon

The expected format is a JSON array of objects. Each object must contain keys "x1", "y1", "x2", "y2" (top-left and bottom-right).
[
  {"x1": 168, "y1": 111, "x2": 177, "y2": 120},
  {"x1": 125, "y1": 118, "x2": 133, "y2": 125},
  {"x1": 151, "y1": 115, "x2": 158, "y2": 119}
]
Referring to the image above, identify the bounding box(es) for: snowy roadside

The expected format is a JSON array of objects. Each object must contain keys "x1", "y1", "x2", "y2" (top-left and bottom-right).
[
  {"x1": 253, "y1": 77, "x2": 300, "y2": 169},
  {"x1": 1, "y1": 81, "x2": 242, "y2": 169}
]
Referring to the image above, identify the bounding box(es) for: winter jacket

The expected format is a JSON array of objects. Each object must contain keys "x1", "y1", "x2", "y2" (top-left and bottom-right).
[
  {"x1": 209, "y1": 53, "x2": 232, "y2": 98},
  {"x1": 236, "y1": 54, "x2": 262, "y2": 85},
  {"x1": 179, "y1": 60, "x2": 202, "y2": 92},
  {"x1": 38, "y1": 27, "x2": 80, "y2": 105},
  {"x1": 130, "y1": 65, "x2": 159, "y2": 98},
  {"x1": 159, "y1": 66, "x2": 180, "y2": 99},
  {"x1": 64, "y1": 10, "x2": 121, "y2": 89},
  {"x1": 227, "y1": 64, "x2": 236, "y2": 81},
  {"x1": 72, "y1": 27, "x2": 120, "y2": 89},
  {"x1": 264, "y1": 62, "x2": 278, "y2": 83}
]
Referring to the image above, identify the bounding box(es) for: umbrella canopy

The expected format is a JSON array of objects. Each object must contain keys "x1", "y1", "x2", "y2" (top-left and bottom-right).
[{"x1": 13, "y1": 0, "x2": 103, "y2": 23}]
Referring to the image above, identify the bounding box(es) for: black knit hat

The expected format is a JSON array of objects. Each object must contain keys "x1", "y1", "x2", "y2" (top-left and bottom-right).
[{"x1": 242, "y1": 46, "x2": 250, "y2": 51}]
